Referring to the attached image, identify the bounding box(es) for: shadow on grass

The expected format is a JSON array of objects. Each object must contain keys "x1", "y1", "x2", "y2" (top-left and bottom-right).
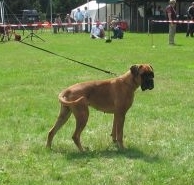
[
  {"x1": 53, "y1": 145, "x2": 159, "y2": 163},
  {"x1": 167, "y1": 43, "x2": 183, "y2": 47}
]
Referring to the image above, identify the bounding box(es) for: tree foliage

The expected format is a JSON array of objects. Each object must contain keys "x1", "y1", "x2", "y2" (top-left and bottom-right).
[{"x1": 4, "y1": 0, "x2": 87, "y2": 15}]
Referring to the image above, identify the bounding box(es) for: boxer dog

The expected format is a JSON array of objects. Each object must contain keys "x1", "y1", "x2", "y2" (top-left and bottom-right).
[
  {"x1": 46, "y1": 64, "x2": 154, "y2": 151},
  {"x1": 14, "y1": 33, "x2": 21, "y2": 41}
]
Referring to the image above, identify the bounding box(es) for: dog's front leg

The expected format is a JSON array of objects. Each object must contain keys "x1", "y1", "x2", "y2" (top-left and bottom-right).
[
  {"x1": 111, "y1": 121, "x2": 117, "y2": 143},
  {"x1": 113, "y1": 112, "x2": 126, "y2": 149}
]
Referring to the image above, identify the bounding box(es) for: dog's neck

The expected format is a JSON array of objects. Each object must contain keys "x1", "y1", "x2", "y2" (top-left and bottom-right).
[{"x1": 119, "y1": 71, "x2": 140, "y2": 90}]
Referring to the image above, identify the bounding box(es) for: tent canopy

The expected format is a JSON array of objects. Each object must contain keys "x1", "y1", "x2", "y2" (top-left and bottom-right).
[
  {"x1": 71, "y1": 0, "x2": 107, "y2": 22},
  {"x1": 96, "y1": 0, "x2": 123, "y2": 3}
]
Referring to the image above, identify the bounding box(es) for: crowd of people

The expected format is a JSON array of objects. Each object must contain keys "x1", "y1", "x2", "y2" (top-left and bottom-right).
[
  {"x1": 2, "y1": 0, "x2": 194, "y2": 45},
  {"x1": 52, "y1": 0, "x2": 194, "y2": 45},
  {"x1": 54, "y1": 7, "x2": 91, "y2": 33},
  {"x1": 53, "y1": 6, "x2": 125, "y2": 40}
]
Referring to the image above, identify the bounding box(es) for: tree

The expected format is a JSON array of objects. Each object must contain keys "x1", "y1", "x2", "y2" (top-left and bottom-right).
[
  {"x1": 4, "y1": 0, "x2": 89, "y2": 23},
  {"x1": 5, "y1": 0, "x2": 88, "y2": 15},
  {"x1": 33, "y1": 0, "x2": 41, "y2": 13}
]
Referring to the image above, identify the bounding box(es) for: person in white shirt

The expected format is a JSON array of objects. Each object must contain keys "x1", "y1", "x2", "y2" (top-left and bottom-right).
[
  {"x1": 74, "y1": 8, "x2": 84, "y2": 32},
  {"x1": 90, "y1": 22, "x2": 105, "y2": 39},
  {"x1": 83, "y1": 6, "x2": 90, "y2": 33}
]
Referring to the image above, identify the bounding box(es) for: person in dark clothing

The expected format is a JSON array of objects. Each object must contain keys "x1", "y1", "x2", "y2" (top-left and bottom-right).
[
  {"x1": 186, "y1": 2, "x2": 194, "y2": 37},
  {"x1": 64, "y1": 14, "x2": 75, "y2": 32},
  {"x1": 111, "y1": 20, "x2": 124, "y2": 39}
]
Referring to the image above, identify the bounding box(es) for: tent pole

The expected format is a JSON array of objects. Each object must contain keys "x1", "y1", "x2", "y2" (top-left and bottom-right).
[
  {"x1": 106, "y1": 4, "x2": 107, "y2": 30},
  {"x1": 50, "y1": 0, "x2": 52, "y2": 25},
  {"x1": 87, "y1": 0, "x2": 89, "y2": 32},
  {"x1": 98, "y1": 3, "x2": 99, "y2": 20}
]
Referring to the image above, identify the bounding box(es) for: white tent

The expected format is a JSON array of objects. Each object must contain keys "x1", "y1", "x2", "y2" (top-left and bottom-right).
[{"x1": 71, "y1": 0, "x2": 108, "y2": 23}]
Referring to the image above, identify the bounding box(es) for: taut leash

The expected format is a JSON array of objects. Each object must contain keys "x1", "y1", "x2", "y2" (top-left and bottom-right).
[{"x1": 19, "y1": 41, "x2": 117, "y2": 76}]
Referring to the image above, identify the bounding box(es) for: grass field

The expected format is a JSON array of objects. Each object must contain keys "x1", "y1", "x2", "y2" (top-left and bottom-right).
[{"x1": 0, "y1": 30, "x2": 194, "y2": 185}]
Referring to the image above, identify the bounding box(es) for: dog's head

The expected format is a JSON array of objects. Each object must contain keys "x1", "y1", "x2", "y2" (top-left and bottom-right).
[
  {"x1": 14, "y1": 34, "x2": 21, "y2": 41},
  {"x1": 130, "y1": 64, "x2": 154, "y2": 91}
]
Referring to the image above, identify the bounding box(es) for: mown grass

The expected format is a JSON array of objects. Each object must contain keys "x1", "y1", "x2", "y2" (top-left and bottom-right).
[{"x1": 0, "y1": 30, "x2": 194, "y2": 185}]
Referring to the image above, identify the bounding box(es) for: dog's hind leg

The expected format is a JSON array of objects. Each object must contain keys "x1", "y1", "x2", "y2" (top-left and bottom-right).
[
  {"x1": 46, "y1": 104, "x2": 71, "y2": 149},
  {"x1": 71, "y1": 103, "x2": 89, "y2": 152}
]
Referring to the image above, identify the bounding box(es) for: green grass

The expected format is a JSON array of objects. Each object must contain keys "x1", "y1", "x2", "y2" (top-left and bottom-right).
[{"x1": 0, "y1": 30, "x2": 194, "y2": 185}]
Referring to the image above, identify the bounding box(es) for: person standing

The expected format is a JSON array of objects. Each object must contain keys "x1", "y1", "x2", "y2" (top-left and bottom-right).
[
  {"x1": 74, "y1": 8, "x2": 84, "y2": 32},
  {"x1": 165, "y1": 0, "x2": 177, "y2": 45},
  {"x1": 186, "y1": 2, "x2": 194, "y2": 37},
  {"x1": 54, "y1": 14, "x2": 63, "y2": 33},
  {"x1": 83, "y1": 6, "x2": 90, "y2": 33},
  {"x1": 64, "y1": 14, "x2": 75, "y2": 32}
]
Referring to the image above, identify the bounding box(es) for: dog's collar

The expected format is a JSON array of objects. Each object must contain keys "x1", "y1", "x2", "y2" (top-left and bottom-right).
[
  {"x1": 119, "y1": 76, "x2": 138, "y2": 89},
  {"x1": 132, "y1": 76, "x2": 140, "y2": 88}
]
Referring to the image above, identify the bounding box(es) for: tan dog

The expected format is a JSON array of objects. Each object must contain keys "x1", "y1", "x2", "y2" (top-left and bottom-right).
[{"x1": 46, "y1": 64, "x2": 154, "y2": 151}]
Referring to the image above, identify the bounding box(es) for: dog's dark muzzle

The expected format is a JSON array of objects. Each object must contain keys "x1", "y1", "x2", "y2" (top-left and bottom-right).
[{"x1": 141, "y1": 72, "x2": 154, "y2": 91}]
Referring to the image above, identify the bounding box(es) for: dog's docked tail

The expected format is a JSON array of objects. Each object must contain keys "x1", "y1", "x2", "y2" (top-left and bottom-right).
[{"x1": 58, "y1": 92, "x2": 84, "y2": 106}]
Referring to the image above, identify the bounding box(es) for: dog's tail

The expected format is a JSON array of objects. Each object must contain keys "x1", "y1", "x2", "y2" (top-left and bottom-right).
[{"x1": 58, "y1": 92, "x2": 84, "y2": 106}]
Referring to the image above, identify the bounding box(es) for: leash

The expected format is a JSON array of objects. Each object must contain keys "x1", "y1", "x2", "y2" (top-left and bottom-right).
[{"x1": 19, "y1": 41, "x2": 117, "y2": 76}]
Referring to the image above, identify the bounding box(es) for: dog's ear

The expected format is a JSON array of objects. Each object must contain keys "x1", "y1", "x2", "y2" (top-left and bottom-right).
[{"x1": 130, "y1": 65, "x2": 139, "y2": 76}]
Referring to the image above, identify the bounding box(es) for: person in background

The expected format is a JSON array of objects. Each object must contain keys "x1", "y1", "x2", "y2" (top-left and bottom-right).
[
  {"x1": 165, "y1": 0, "x2": 177, "y2": 45},
  {"x1": 74, "y1": 8, "x2": 84, "y2": 32},
  {"x1": 111, "y1": 20, "x2": 124, "y2": 39},
  {"x1": 186, "y1": 2, "x2": 194, "y2": 37},
  {"x1": 155, "y1": 5, "x2": 164, "y2": 16},
  {"x1": 64, "y1": 14, "x2": 75, "y2": 32},
  {"x1": 54, "y1": 14, "x2": 63, "y2": 32},
  {"x1": 83, "y1": 6, "x2": 90, "y2": 33},
  {"x1": 146, "y1": 3, "x2": 153, "y2": 19},
  {"x1": 90, "y1": 22, "x2": 105, "y2": 39}
]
